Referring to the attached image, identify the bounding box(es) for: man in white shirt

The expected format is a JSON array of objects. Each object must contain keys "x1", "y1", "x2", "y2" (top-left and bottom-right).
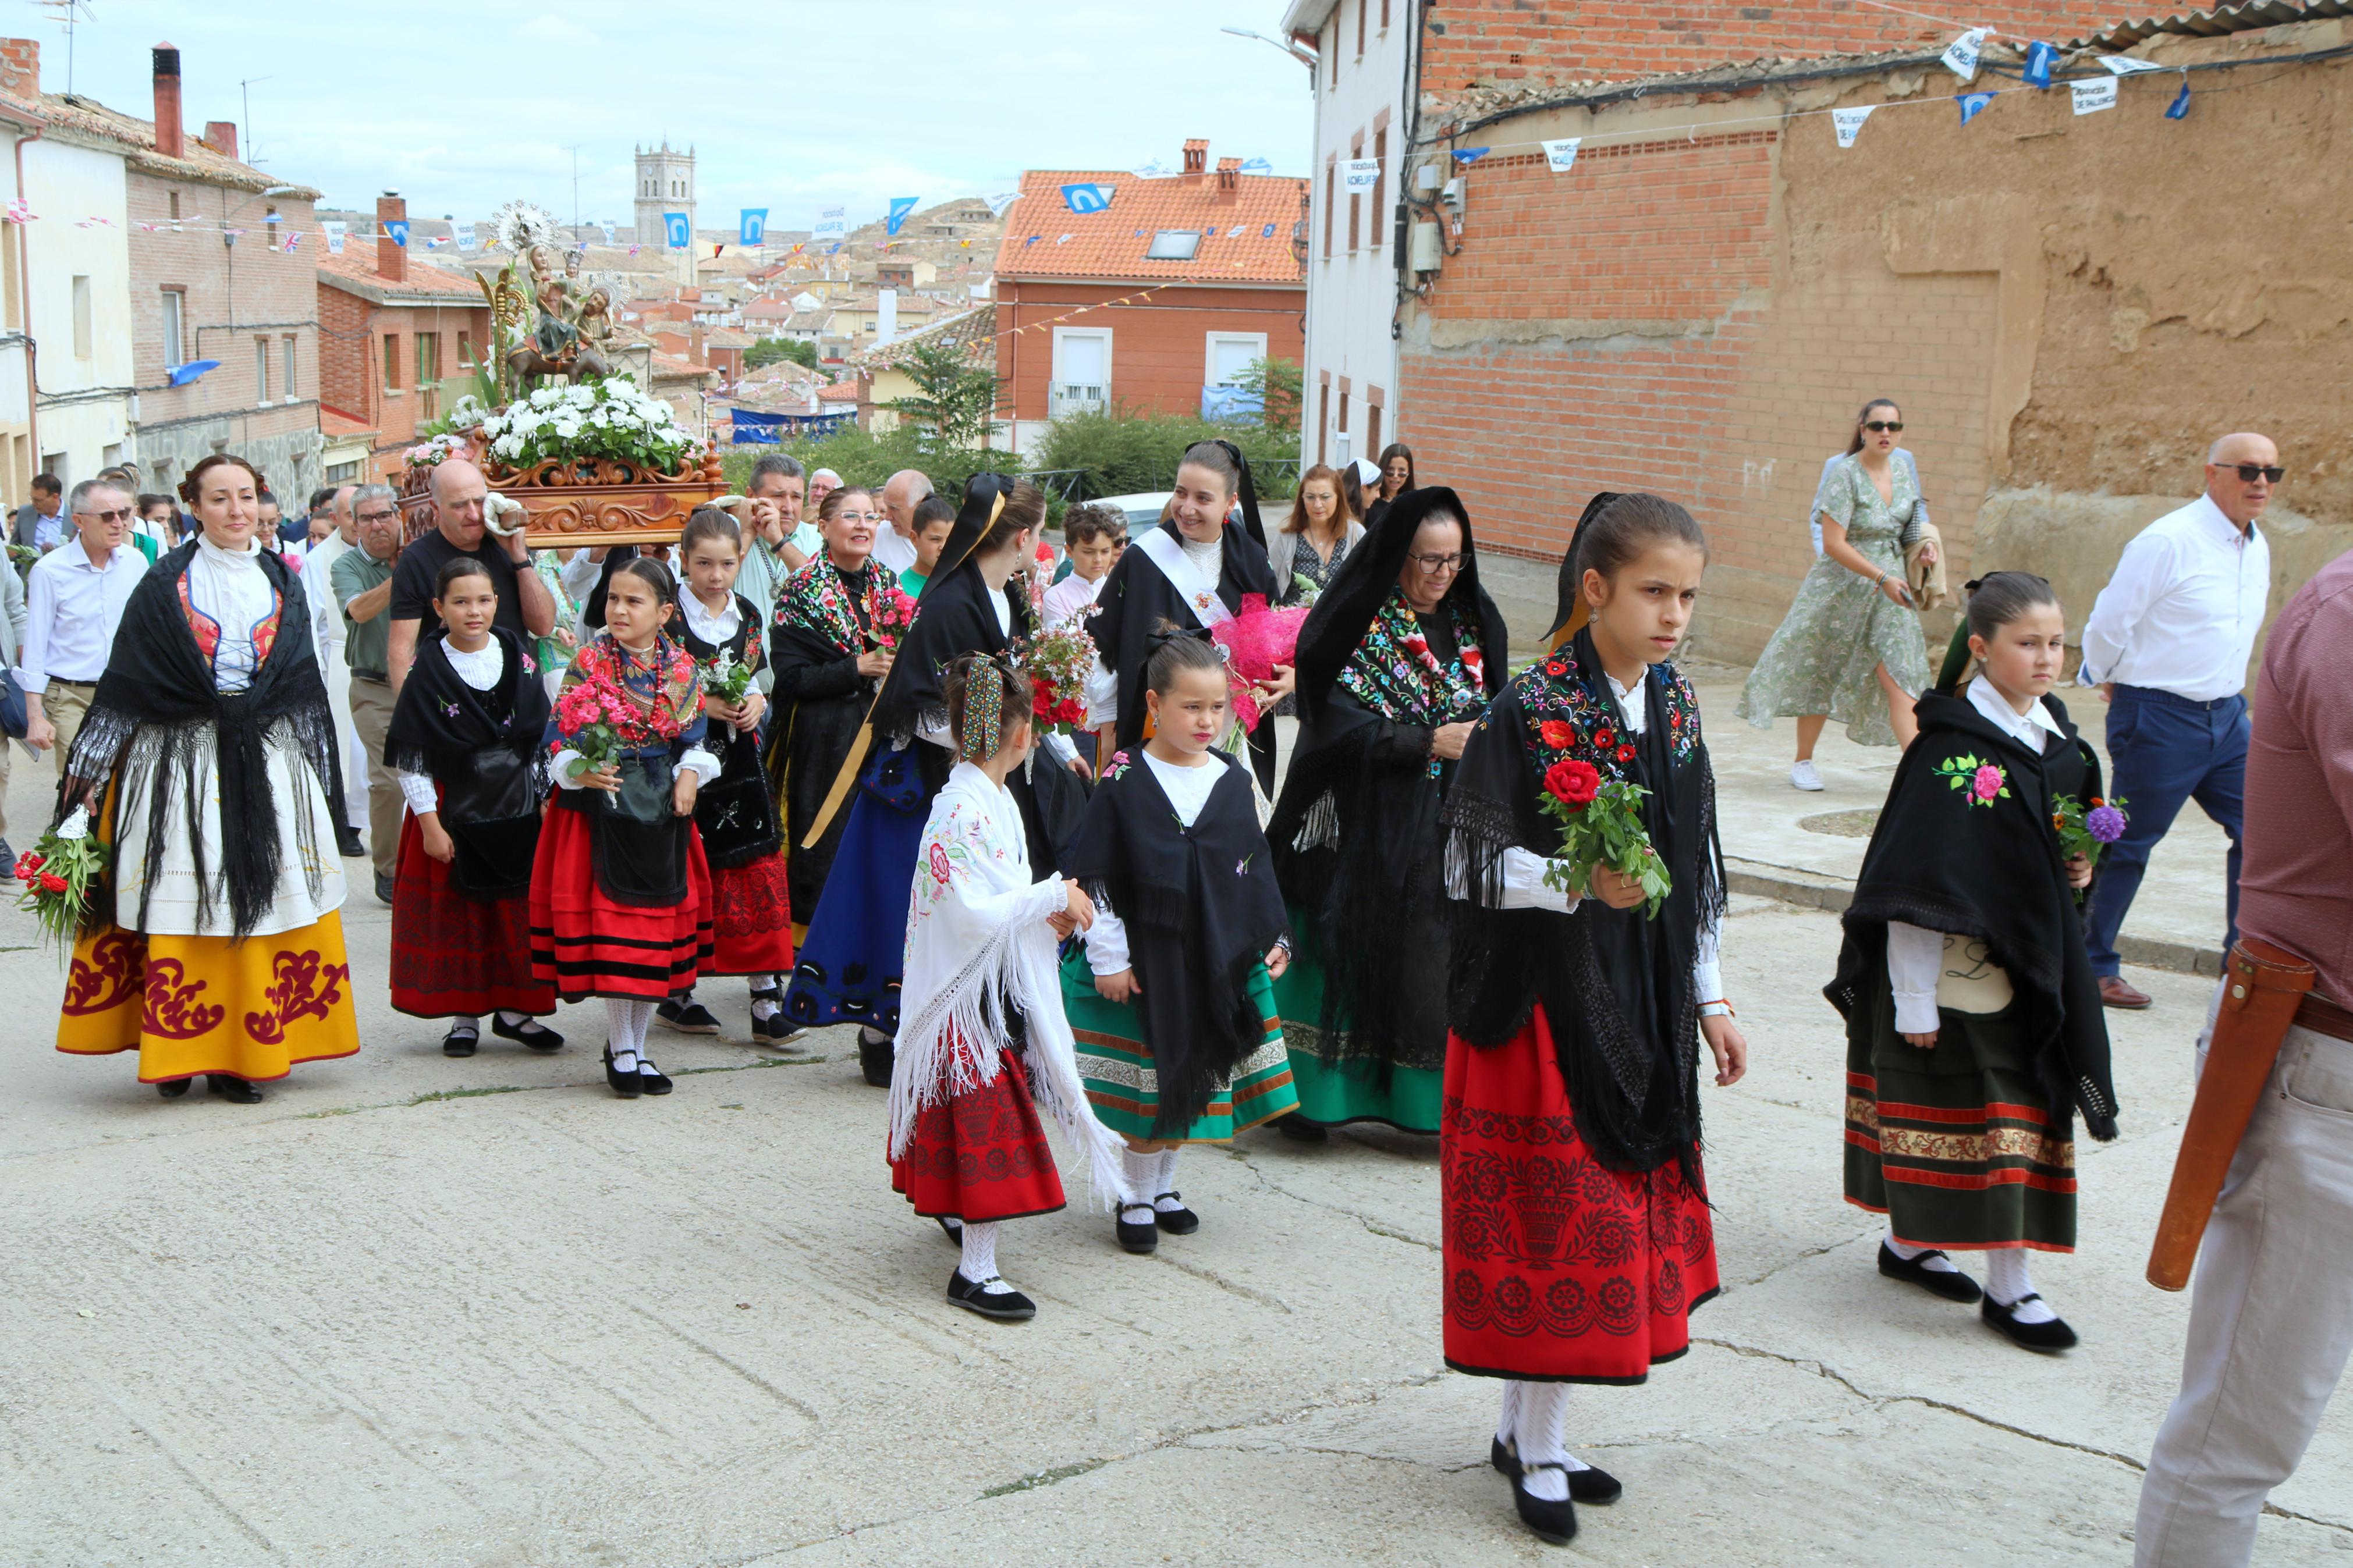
[
  {"x1": 301, "y1": 485, "x2": 369, "y2": 849},
  {"x1": 20, "y1": 479, "x2": 148, "y2": 770},
  {"x1": 2075, "y1": 432, "x2": 2276, "y2": 1009},
  {"x1": 872, "y1": 468, "x2": 931, "y2": 578}
]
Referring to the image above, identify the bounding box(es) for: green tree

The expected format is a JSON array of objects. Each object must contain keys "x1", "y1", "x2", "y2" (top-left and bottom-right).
[
  {"x1": 745, "y1": 336, "x2": 818, "y2": 371},
  {"x1": 886, "y1": 339, "x2": 1003, "y2": 451},
  {"x1": 1229, "y1": 356, "x2": 1303, "y2": 433}
]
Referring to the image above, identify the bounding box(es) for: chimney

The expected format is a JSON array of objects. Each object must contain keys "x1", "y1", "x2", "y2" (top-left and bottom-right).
[
  {"x1": 150, "y1": 45, "x2": 184, "y2": 158},
  {"x1": 376, "y1": 192, "x2": 407, "y2": 283},
  {"x1": 202, "y1": 119, "x2": 237, "y2": 160},
  {"x1": 0, "y1": 37, "x2": 39, "y2": 97},
  {"x1": 1182, "y1": 138, "x2": 1208, "y2": 182},
  {"x1": 1216, "y1": 157, "x2": 1241, "y2": 201}
]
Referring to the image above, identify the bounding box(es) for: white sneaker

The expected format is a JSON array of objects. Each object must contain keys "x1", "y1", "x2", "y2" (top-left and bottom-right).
[{"x1": 1790, "y1": 759, "x2": 1825, "y2": 792}]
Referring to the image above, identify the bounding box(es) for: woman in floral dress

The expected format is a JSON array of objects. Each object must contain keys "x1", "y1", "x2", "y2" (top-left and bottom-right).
[{"x1": 1737, "y1": 399, "x2": 1933, "y2": 750}]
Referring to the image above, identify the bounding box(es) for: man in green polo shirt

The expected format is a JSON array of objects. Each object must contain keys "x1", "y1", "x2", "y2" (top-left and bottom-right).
[{"x1": 331, "y1": 485, "x2": 403, "y2": 904}]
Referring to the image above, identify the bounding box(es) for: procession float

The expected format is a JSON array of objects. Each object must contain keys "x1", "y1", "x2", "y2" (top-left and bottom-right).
[{"x1": 400, "y1": 201, "x2": 723, "y2": 545}]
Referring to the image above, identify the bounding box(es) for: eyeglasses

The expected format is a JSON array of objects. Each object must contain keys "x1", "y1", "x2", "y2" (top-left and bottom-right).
[
  {"x1": 2216, "y1": 463, "x2": 2284, "y2": 484},
  {"x1": 356, "y1": 509, "x2": 401, "y2": 524},
  {"x1": 77, "y1": 507, "x2": 133, "y2": 524},
  {"x1": 1862, "y1": 420, "x2": 1904, "y2": 433},
  {"x1": 833, "y1": 510, "x2": 881, "y2": 525},
  {"x1": 1408, "y1": 552, "x2": 1468, "y2": 574}
]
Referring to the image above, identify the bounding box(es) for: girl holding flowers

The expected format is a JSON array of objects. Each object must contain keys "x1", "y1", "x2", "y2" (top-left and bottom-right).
[
  {"x1": 528, "y1": 554, "x2": 719, "y2": 1098},
  {"x1": 1439, "y1": 492, "x2": 1745, "y2": 1545},
  {"x1": 662, "y1": 509, "x2": 794, "y2": 1041},
  {"x1": 1826, "y1": 571, "x2": 2121, "y2": 1352}
]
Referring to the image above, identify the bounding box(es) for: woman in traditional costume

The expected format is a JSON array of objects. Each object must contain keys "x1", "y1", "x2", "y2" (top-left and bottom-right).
[
  {"x1": 661, "y1": 509, "x2": 794, "y2": 1040},
  {"x1": 888, "y1": 652, "x2": 1125, "y2": 1320},
  {"x1": 782, "y1": 477, "x2": 1085, "y2": 1086},
  {"x1": 1442, "y1": 493, "x2": 1748, "y2": 1544},
  {"x1": 1827, "y1": 571, "x2": 2120, "y2": 1351},
  {"x1": 765, "y1": 486, "x2": 895, "y2": 945},
  {"x1": 384, "y1": 556, "x2": 560, "y2": 1055},
  {"x1": 56, "y1": 453, "x2": 360, "y2": 1104},
  {"x1": 1087, "y1": 440, "x2": 1290, "y2": 794},
  {"x1": 529, "y1": 555, "x2": 718, "y2": 1098},
  {"x1": 1267, "y1": 486, "x2": 1507, "y2": 1140},
  {"x1": 1063, "y1": 629, "x2": 1298, "y2": 1254}
]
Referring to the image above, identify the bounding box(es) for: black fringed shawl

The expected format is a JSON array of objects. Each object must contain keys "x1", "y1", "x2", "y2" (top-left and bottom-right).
[
  {"x1": 1442, "y1": 632, "x2": 1726, "y2": 1185},
  {"x1": 63, "y1": 539, "x2": 350, "y2": 940},
  {"x1": 673, "y1": 590, "x2": 784, "y2": 868},
  {"x1": 383, "y1": 627, "x2": 552, "y2": 895},
  {"x1": 1824, "y1": 689, "x2": 2120, "y2": 1140},
  {"x1": 1062, "y1": 748, "x2": 1289, "y2": 1136}
]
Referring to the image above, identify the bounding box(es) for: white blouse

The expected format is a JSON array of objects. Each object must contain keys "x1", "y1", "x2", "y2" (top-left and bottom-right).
[
  {"x1": 1083, "y1": 749, "x2": 1226, "y2": 975},
  {"x1": 396, "y1": 639, "x2": 506, "y2": 815},
  {"x1": 679, "y1": 590, "x2": 741, "y2": 645},
  {"x1": 187, "y1": 535, "x2": 280, "y2": 693}
]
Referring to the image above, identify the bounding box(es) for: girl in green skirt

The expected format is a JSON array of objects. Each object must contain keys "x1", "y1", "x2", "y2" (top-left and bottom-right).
[{"x1": 1060, "y1": 626, "x2": 1298, "y2": 1254}]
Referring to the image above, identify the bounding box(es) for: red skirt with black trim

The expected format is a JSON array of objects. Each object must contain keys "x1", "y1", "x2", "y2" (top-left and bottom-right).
[
  {"x1": 528, "y1": 806, "x2": 715, "y2": 1002},
  {"x1": 890, "y1": 1042, "x2": 1067, "y2": 1223},
  {"x1": 1440, "y1": 1002, "x2": 1719, "y2": 1384},
  {"x1": 708, "y1": 851, "x2": 795, "y2": 977},
  {"x1": 390, "y1": 810, "x2": 556, "y2": 1019}
]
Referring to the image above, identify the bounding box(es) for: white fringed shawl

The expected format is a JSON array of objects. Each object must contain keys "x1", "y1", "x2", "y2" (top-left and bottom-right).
[{"x1": 887, "y1": 762, "x2": 1128, "y2": 1207}]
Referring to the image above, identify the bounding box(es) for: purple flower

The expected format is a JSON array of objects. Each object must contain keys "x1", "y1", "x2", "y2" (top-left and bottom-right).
[{"x1": 2086, "y1": 803, "x2": 2127, "y2": 844}]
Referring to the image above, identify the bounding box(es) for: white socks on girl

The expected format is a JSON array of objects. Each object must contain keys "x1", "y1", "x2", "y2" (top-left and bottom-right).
[
  {"x1": 1983, "y1": 1249, "x2": 2058, "y2": 1323},
  {"x1": 606, "y1": 998, "x2": 654, "y2": 1073},
  {"x1": 958, "y1": 1220, "x2": 1014, "y2": 1294},
  {"x1": 748, "y1": 973, "x2": 781, "y2": 1022},
  {"x1": 1885, "y1": 1234, "x2": 1964, "y2": 1276},
  {"x1": 1499, "y1": 1381, "x2": 1593, "y2": 1502},
  {"x1": 1151, "y1": 1148, "x2": 1183, "y2": 1211}
]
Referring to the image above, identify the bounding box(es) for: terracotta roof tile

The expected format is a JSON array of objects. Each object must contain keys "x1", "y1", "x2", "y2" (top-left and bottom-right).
[
  {"x1": 0, "y1": 87, "x2": 320, "y2": 195},
  {"x1": 817, "y1": 382, "x2": 861, "y2": 403},
  {"x1": 315, "y1": 246, "x2": 485, "y2": 303},
  {"x1": 992, "y1": 168, "x2": 1306, "y2": 285}
]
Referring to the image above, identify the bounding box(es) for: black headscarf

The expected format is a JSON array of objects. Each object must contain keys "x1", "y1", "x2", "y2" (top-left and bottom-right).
[
  {"x1": 1541, "y1": 490, "x2": 1621, "y2": 649},
  {"x1": 868, "y1": 473, "x2": 1027, "y2": 745},
  {"x1": 1209, "y1": 439, "x2": 1269, "y2": 552},
  {"x1": 63, "y1": 539, "x2": 350, "y2": 940},
  {"x1": 1289, "y1": 485, "x2": 1506, "y2": 712}
]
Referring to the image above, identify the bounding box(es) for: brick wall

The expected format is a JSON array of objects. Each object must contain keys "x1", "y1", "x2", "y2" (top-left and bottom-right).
[
  {"x1": 1419, "y1": 2, "x2": 2131, "y2": 93},
  {"x1": 996, "y1": 280, "x2": 1305, "y2": 424},
  {"x1": 318, "y1": 283, "x2": 372, "y2": 422}
]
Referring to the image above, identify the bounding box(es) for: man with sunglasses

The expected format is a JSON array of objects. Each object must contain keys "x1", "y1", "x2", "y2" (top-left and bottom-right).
[
  {"x1": 2077, "y1": 433, "x2": 2279, "y2": 1009},
  {"x1": 19, "y1": 478, "x2": 150, "y2": 769}
]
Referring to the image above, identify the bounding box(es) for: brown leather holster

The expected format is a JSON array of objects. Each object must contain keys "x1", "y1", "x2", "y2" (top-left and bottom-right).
[{"x1": 2145, "y1": 938, "x2": 2317, "y2": 1290}]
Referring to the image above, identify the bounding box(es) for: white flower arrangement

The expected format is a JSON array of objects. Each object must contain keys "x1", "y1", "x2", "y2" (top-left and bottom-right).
[{"x1": 477, "y1": 375, "x2": 695, "y2": 475}]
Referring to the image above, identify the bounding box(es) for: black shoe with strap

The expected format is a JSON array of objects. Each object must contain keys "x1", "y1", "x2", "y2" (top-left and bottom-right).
[
  {"x1": 655, "y1": 998, "x2": 721, "y2": 1035},
  {"x1": 1491, "y1": 1438, "x2": 1623, "y2": 1503},
  {"x1": 1877, "y1": 1240, "x2": 1983, "y2": 1304},
  {"x1": 1983, "y1": 1292, "x2": 2078, "y2": 1352},
  {"x1": 636, "y1": 1055, "x2": 674, "y2": 1096},
  {"x1": 491, "y1": 1014, "x2": 565, "y2": 1053},
  {"x1": 1510, "y1": 1466, "x2": 1578, "y2": 1545},
  {"x1": 1116, "y1": 1204, "x2": 1159, "y2": 1254},
  {"x1": 442, "y1": 1025, "x2": 478, "y2": 1058},
  {"x1": 946, "y1": 1268, "x2": 1037, "y2": 1321},
  {"x1": 604, "y1": 1044, "x2": 643, "y2": 1099},
  {"x1": 1152, "y1": 1192, "x2": 1199, "y2": 1235}
]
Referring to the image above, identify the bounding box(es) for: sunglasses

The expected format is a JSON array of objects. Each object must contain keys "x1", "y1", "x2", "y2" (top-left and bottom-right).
[
  {"x1": 2216, "y1": 463, "x2": 2284, "y2": 484},
  {"x1": 1862, "y1": 420, "x2": 1904, "y2": 433},
  {"x1": 77, "y1": 507, "x2": 133, "y2": 524}
]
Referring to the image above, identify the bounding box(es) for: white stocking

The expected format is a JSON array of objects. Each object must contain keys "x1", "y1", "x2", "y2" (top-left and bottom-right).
[
  {"x1": 1495, "y1": 1380, "x2": 1523, "y2": 1446},
  {"x1": 1887, "y1": 1231, "x2": 1962, "y2": 1274},
  {"x1": 447, "y1": 1014, "x2": 481, "y2": 1037},
  {"x1": 1515, "y1": 1383, "x2": 1572, "y2": 1501},
  {"x1": 1152, "y1": 1147, "x2": 1184, "y2": 1209},
  {"x1": 748, "y1": 974, "x2": 780, "y2": 1019},
  {"x1": 606, "y1": 999, "x2": 651, "y2": 1069},
  {"x1": 1984, "y1": 1249, "x2": 2057, "y2": 1322},
  {"x1": 1119, "y1": 1146, "x2": 1156, "y2": 1215},
  {"x1": 959, "y1": 1221, "x2": 1007, "y2": 1291}
]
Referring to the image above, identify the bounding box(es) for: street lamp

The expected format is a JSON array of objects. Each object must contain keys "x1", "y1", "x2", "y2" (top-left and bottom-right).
[{"x1": 1220, "y1": 25, "x2": 1317, "y2": 67}]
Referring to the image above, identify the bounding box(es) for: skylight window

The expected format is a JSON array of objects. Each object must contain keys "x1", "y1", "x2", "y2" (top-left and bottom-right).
[{"x1": 1146, "y1": 229, "x2": 1201, "y2": 260}]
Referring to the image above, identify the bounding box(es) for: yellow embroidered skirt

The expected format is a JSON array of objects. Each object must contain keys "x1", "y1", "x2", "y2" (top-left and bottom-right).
[{"x1": 56, "y1": 918, "x2": 361, "y2": 1083}]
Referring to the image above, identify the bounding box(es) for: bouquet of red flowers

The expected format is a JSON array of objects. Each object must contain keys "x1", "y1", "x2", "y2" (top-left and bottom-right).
[
  {"x1": 1016, "y1": 623, "x2": 1097, "y2": 733},
  {"x1": 1537, "y1": 757, "x2": 1671, "y2": 918},
  {"x1": 15, "y1": 804, "x2": 108, "y2": 957},
  {"x1": 552, "y1": 653, "x2": 689, "y2": 784},
  {"x1": 870, "y1": 584, "x2": 918, "y2": 652},
  {"x1": 1209, "y1": 593, "x2": 1309, "y2": 733}
]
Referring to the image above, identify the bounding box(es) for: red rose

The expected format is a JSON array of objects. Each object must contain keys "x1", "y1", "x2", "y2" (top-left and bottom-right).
[
  {"x1": 1545, "y1": 758, "x2": 1602, "y2": 808},
  {"x1": 1539, "y1": 720, "x2": 1576, "y2": 750},
  {"x1": 13, "y1": 852, "x2": 41, "y2": 883},
  {"x1": 1592, "y1": 727, "x2": 1615, "y2": 751},
  {"x1": 38, "y1": 872, "x2": 68, "y2": 894},
  {"x1": 1616, "y1": 744, "x2": 1637, "y2": 763}
]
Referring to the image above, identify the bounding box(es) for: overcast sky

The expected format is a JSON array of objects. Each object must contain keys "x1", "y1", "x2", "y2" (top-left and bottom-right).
[{"x1": 37, "y1": 1, "x2": 1316, "y2": 229}]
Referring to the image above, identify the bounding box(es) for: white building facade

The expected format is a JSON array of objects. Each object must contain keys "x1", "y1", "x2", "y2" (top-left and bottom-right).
[
  {"x1": 1283, "y1": 0, "x2": 1413, "y2": 478},
  {"x1": 22, "y1": 131, "x2": 133, "y2": 487}
]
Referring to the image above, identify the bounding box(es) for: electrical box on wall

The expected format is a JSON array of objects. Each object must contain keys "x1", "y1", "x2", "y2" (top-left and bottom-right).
[{"x1": 1409, "y1": 221, "x2": 1442, "y2": 273}]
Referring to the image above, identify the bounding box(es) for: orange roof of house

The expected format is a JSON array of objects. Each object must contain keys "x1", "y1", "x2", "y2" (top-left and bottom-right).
[
  {"x1": 993, "y1": 161, "x2": 1306, "y2": 286},
  {"x1": 651, "y1": 352, "x2": 716, "y2": 381},
  {"x1": 817, "y1": 382, "x2": 861, "y2": 403},
  {"x1": 320, "y1": 408, "x2": 378, "y2": 440},
  {"x1": 315, "y1": 246, "x2": 485, "y2": 304}
]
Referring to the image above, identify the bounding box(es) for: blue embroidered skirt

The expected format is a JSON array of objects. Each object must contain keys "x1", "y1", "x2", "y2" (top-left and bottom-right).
[{"x1": 782, "y1": 740, "x2": 930, "y2": 1033}]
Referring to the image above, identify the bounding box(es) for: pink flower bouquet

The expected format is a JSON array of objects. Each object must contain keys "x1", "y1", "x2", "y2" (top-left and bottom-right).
[{"x1": 1209, "y1": 593, "x2": 1309, "y2": 732}]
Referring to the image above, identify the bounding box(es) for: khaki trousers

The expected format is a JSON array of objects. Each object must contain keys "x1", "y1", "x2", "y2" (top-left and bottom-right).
[
  {"x1": 42, "y1": 680, "x2": 95, "y2": 773},
  {"x1": 346, "y1": 676, "x2": 402, "y2": 880},
  {"x1": 2135, "y1": 1004, "x2": 2353, "y2": 1566}
]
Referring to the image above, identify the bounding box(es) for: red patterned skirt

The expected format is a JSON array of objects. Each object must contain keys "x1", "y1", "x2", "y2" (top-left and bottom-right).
[
  {"x1": 528, "y1": 806, "x2": 715, "y2": 1002},
  {"x1": 1441, "y1": 1003, "x2": 1719, "y2": 1384},
  {"x1": 391, "y1": 811, "x2": 556, "y2": 1018},
  {"x1": 890, "y1": 1042, "x2": 1067, "y2": 1222},
  {"x1": 708, "y1": 851, "x2": 795, "y2": 977}
]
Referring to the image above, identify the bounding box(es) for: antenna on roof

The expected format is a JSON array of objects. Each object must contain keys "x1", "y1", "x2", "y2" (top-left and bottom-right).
[
  {"x1": 37, "y1": 0, "x2": 93, "y2": 97},
  {"x1": 239, "y1": 75, "x2": 274, "y2": 166}
]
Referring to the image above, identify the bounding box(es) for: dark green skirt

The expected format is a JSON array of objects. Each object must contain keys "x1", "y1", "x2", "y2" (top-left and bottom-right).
[
  {"x1": 1061, "y1": 946, "x2": 1297, "y2": 1143},
  {"x1": 1270, "y1": 940, "x2": 1442, "y2": 1133},
  {"x1": 1843, "y1": 984, "x2": 2077, "y2": 1253}
]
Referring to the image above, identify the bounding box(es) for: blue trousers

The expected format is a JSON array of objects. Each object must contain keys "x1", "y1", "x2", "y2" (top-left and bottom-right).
[{"x1": 2082, "y1": 684, "x2": 2247, "y2": 976}]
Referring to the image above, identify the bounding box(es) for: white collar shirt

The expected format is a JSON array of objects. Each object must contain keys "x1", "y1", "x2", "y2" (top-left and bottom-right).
[
  {"x1": 2077, "y1": 493, "x2": 2270, "y2": 702},
  {"x1": 1965, "y1": 674, "x2": 2067, "y2": 750},
  {"x1": 20, "y1": 534, "x2": 150, "y2": 691}
]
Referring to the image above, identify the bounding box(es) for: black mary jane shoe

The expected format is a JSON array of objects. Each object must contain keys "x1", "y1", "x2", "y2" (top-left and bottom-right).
[
  {"x1": 603, "y1": 1044, "x2": 643, "y2": 1099},
  {"x1": 937, "y1": 1215, "x2": 964, "y2": 1246},
  {"x1": 491, "y1": 1015, "x2": 565, "y2": 1053},
  {"x1": 1878, "y1": 1240, "x2": 1983, "y2": 1304},
  {"x1": 946, "y1": 1269, "x2": 1037, "y2": 1322},
  {"x1": 1490, "y1": 1439, "x2": 1622, "y2": 1503},
  {"x1": 155, "y1": 1079, "x2": 193, "y2": 1099},
  {"x1": 442, "y1": 1026, "x2": 479, "y2": 1058},
  {"x1": 1982, "y1": 1293, "x2": 2079, "y2": 1352},
  {"x1": 1511, "y1": 1466, "x2": 1578, "y2": 1545},
  {"x1": 1276, "y1": 1117, "x2": 1329, "y2": 1144},
  {"x1": 1116, "y1": 1204, "x2": 1160, "y2": 1255},
  {"x1": 636, "y1": 1057, "x2": 675, "y2": 1096},
  {"x1": 858, "y1": 1032, "x2": 895, "y2": 1088},
  {"x1": 655, "y1": 998, "x2": 721, "y2": 1035},
  {"x1": 205, "y1": 1074, "x2": 264, "y2": 1104},
  {"x1": 1151, "y1": 1192, "x2": 1200, "y2": 1235}
]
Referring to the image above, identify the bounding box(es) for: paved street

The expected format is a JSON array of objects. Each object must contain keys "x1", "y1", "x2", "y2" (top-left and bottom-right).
[{"x1": 3, "y1": 705, "x2": 2340, "y2": 1567}]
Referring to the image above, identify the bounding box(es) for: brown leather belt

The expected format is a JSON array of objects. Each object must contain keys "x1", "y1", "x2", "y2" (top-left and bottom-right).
[{"x1": 2297, "y1": 990, "x2": 2353, "y2": 1044}]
